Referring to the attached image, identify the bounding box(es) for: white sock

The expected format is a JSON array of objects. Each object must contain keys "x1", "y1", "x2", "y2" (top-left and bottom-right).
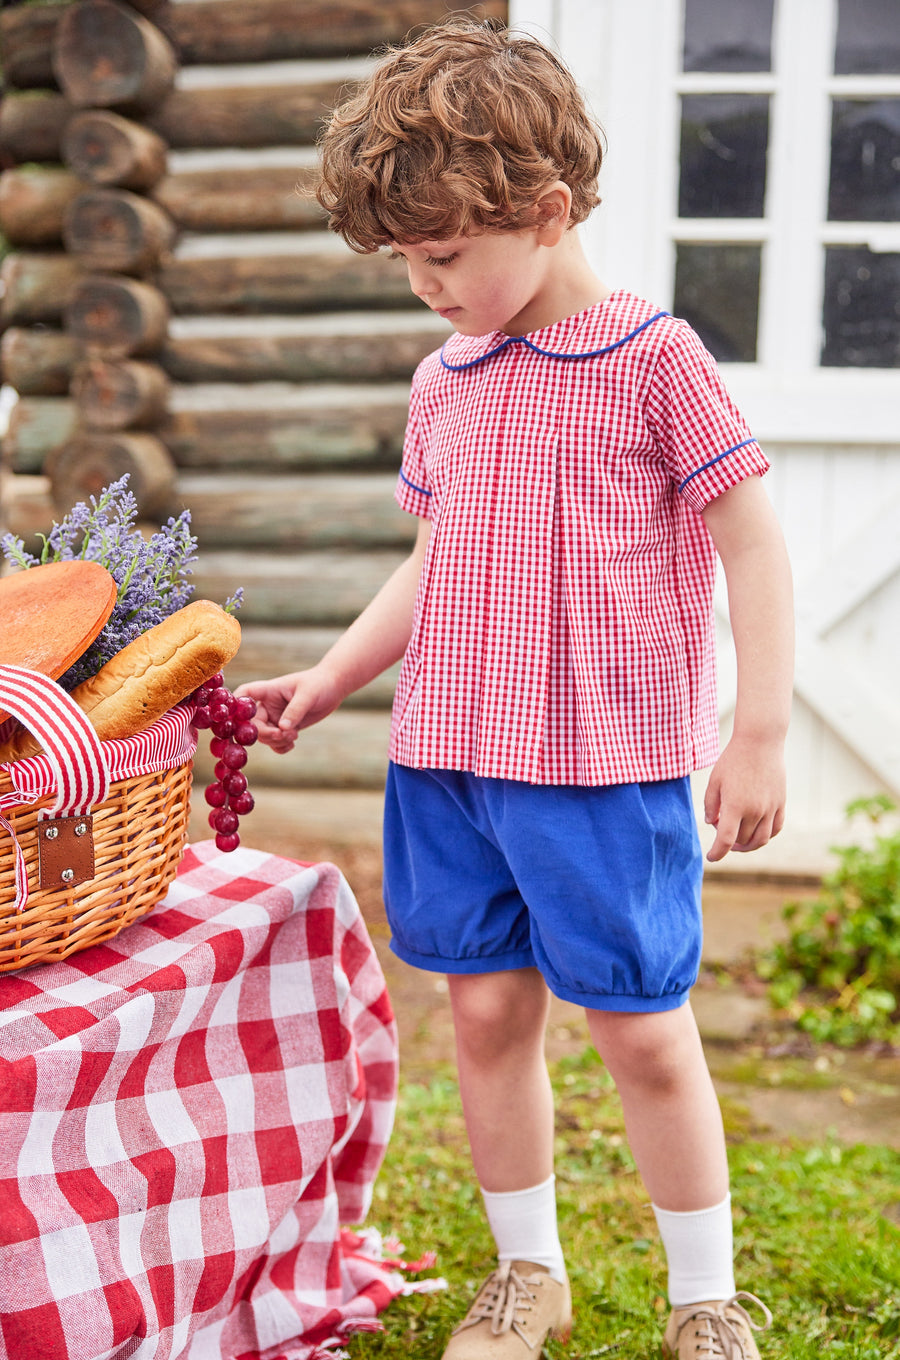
[
  {"x1": 652, "y1": 1194, "x2": 736, "y2": 1307},
  {"x1": 481, "y1": 1175, "x2": 566, "y2": 1282}
]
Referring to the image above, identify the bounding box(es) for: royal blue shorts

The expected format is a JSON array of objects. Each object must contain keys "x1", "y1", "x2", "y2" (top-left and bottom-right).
[{"x1": 382, "y1": 764, "x2": 703, "y2": 1014}]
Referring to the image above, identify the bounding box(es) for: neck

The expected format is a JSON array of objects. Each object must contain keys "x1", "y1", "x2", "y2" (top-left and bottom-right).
[{"x1": 503, "y1": 229, "x2": 612, "y2": 336}]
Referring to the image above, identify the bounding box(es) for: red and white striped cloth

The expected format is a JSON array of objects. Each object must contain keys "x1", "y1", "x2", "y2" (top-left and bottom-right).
[
  {"x1": 0, "y1": 665, "x2": 197, "y2": 914},
  {"x1": 0, "y1": 666, "x2": 112, "y2": 818},
  {"x1": 0, "y1": 840, "x2": 411, "y2": 1360}
]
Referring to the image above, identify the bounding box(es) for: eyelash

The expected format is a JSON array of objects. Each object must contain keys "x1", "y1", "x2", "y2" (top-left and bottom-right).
[{"x1": 389, "y1": 251, "x2": 457, "y2": 268}]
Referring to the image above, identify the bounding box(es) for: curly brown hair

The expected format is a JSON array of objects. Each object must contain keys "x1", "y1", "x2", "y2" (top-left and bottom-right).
[{"x1": 317, "y1": 18, "x2": 604, "y2": 252}]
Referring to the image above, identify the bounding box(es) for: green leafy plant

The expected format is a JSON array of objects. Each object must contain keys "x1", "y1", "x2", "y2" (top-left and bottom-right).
[{"x1": 759, "y1": 796, "x2": 900, "y2": 1047}]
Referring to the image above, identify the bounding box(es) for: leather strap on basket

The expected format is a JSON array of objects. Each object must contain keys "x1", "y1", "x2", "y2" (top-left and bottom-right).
[{"x1": 0, "y1": 665, "x2": 110, "y2": 913}]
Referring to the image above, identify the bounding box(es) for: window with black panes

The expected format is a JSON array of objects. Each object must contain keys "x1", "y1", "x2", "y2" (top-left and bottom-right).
[{"x1": 673, "y1": 0, "x2": 900, "y2": 369}]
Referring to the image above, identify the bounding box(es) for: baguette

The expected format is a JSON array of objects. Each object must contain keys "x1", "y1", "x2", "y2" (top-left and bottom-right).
[{"x1": 0, "y1": 599, "x2": 241, "y2": 764}]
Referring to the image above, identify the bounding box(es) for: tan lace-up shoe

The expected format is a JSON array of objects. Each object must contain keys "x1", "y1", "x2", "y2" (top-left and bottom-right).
[
  {"x1": 440, "y1": 1260, "x2": 572, "y2": 1358},
  {"x1": 663, "y1": 1292, "x2": 773, "y2": 1359}
]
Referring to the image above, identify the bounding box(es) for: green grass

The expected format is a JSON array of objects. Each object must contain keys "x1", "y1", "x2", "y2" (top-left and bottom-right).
[{"x1": 349, "y1": 1048, "x2": 900, "y2": 1359}]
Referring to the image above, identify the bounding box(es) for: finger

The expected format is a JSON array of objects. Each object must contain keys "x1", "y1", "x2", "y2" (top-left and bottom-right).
[
  {"x1": 255, "y1": 723, "x2": 297, "y2": 753},
  {"x1": 730, "y1": 817, "x2": 768, "y2": 853},
  {"x1": 234, "y1": 680, "x2": 269, "y2": 700},
  {"x1": 255, "y1": 725, "x2": 288, "y2": 746},
  {"x1": 267, "y1": 736, "x2": 297, "y2": 754},
  {"x1": 734, "y1": 806, "x2": 784, "y2": 853},
  {"x1": 703, "y1": 778, "x2": 722, "y2": 830},
  {"x1": 257, "y1": 728, "x2": 296, "y2": 753},
  {"x1": 279, "y1": 690, "x2": 314, "y2": 731},
  {"x1": 251, "y1": 702, "x2": 282, "y2": 738},
  {"x1": 706, "y1": 810, "x2": 740, "y2": 862}
]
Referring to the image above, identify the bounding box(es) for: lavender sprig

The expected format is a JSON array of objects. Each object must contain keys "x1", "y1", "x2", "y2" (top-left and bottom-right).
[{"x1": 1, "y1": 476, "x2": 241, "y2": 691}]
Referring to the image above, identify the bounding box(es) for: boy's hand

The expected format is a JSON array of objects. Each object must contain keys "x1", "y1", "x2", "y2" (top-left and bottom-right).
[
  {"x1": 703, "y1": 733, "x2": 786, "y2": 862},
  {"x1": 235, "y1": 666, "x2": 342, "y2": 754},
  {"x1": 700, "y1": 478, "x2": 793, "y2": 864}
]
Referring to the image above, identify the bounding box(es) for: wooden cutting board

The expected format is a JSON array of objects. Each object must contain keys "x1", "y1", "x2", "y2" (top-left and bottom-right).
[{"x1": 0, "y1": 560, "x2": 117, "y2": 719}]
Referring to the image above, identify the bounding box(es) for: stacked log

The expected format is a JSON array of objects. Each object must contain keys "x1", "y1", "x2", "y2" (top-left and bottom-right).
[
  {"x1": 64, "y1": 110, "x2": 169, "y2": 189},
  {"x1": 0, "y1": 0, "x2": 506, "y2": 75},
  {"x1": 53, "y1": 0, "x2": 178, "y2": 111},
  {"x1": 0, "y1": 166, "x2": 84, "y2": 246},
  {"x1": 0, "y1": 90, "x2": 72, "y2": 164},
  {"x1": 0, "y1": 0, "x2": 179, "y2": 520},
  {"x1": 0, "y1": 6, "x2": 61, "y2": 90},
  {"x1": 0, "y1": 0, "x2": 506, "y2": 836}
]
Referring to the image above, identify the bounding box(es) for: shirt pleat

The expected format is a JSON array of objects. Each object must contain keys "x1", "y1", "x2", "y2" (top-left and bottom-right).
[{"x1": 389, "y1": 291, "x2": 769, "y2": 786}]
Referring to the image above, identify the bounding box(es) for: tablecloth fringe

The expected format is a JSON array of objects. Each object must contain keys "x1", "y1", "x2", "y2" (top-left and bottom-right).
[{"x1": 267, "y1": 1231, "x2": 447, "y2": 1360}]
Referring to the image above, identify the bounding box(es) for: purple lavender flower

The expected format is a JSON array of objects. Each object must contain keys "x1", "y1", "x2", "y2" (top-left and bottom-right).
[{"x1": 1, "y1": 476, "x2": 241, "y2": 690}]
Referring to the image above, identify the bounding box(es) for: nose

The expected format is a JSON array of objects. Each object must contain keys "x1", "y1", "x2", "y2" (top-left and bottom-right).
[{"x1": 406, "y1": 260, "x2": 439, "y2": 301}]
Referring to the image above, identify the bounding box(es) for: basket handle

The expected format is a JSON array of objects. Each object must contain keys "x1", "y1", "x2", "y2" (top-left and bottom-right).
[{"x1": 0, "y1": 665, "x2": 111, "y2": 913}]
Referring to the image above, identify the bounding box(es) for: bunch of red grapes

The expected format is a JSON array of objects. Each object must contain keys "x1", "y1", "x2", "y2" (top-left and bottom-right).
[{"x1": 192, "y1": 672, "x2": 258, "y2": 852}]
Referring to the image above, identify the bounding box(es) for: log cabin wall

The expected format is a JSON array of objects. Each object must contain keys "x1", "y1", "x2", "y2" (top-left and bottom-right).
[{"x1": 0, "y1": 0, "x2": 507, "y2": 854}]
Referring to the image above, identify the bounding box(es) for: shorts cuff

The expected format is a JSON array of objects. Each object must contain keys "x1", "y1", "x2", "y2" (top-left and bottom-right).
[
  {"x1": 547, "y1": 980, "x2": 692, "y2": 1013},
  {"x1": 389, "y1": 939, "x2": 537, "y2": 976}
]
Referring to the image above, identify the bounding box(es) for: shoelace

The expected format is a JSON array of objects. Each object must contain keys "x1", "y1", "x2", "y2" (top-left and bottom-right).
[
  {"x1": 674, "y1": 1292, "x2": 773, "y2": 1359},
  {"x1": 453, "y1": 1261, "x2": 542, "y2": 1344}
]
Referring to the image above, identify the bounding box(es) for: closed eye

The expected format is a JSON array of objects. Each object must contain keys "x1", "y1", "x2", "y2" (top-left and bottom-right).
[{"x1": 387, "y1": 247, "x2": 458, "y2": 267}]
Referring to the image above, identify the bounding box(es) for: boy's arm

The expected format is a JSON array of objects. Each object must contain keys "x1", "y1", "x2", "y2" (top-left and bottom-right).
[
  {"x1": 700, "y1": 475, "x2": 794, "y2": 862},
  {"x1": 238, "y1": 518, "x2": 431, "y2": 752}
]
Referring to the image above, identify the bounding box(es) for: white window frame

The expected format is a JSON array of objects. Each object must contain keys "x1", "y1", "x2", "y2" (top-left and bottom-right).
[{"x1": 510, "y1": 0, "x2": 900, "y2": 445}]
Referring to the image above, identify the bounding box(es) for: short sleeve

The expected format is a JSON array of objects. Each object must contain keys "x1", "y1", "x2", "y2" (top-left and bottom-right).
[
  {"x1": 645, "y1": 321, "x2": 770, "y2": 513},
  {"x1": 394, "y1": 369, "x2": 433, "y2": 519}
]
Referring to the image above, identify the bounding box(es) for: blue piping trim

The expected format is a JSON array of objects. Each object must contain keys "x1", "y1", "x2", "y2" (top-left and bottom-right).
[
  {"x1": 439, "y1": 311, "x2": 670, "y2": 371},
  {"x1": 399, "y1": 468, "x2": 432, "y2": 497},
  {"x1": 679, "y1": 438, "x2": 757, "y2": 491}
]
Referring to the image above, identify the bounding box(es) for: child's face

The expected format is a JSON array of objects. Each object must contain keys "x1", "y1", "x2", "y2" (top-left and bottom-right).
[{"x1": 390, "y1": 226, "x2": 555, "y2": 337}]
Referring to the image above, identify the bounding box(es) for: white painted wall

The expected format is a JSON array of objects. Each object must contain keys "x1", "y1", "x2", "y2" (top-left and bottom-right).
[{"x1": 510, "y1": 0, "x2": 900, "y2": 874}]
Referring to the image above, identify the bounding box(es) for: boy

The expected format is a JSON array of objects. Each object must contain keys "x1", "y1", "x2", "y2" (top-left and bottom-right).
[{"x1": 240, "y1": 20, "x2": 793, "y2": 1359}]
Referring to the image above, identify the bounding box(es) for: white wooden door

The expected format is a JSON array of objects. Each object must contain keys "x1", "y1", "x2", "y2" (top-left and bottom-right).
[
  {"x1": 707, "y1": 445, "x2": 900, "y2": 874},
  {"x1": 511, "y1": 0, "x2": 900, "y2": 873}
]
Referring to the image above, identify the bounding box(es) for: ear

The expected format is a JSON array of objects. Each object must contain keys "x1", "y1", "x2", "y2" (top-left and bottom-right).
[{"x1": 534, "y1": 182, "x2": 573, "y2": 245}]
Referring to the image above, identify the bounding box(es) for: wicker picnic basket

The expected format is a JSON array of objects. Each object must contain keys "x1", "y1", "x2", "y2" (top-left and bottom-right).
[{"x1": 0, "y1": 665, "x2": 196, "y2": 974}]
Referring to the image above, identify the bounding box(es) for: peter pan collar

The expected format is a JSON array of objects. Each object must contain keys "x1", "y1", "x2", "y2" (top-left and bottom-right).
[{"x1": 439, "y1": 294, "x2": 669, "y2": 371}]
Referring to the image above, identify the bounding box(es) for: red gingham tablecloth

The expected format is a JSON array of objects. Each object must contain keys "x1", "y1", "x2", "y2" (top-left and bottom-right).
[{"x1": 0, "y1": 840, "x2": 405, "y2": 1360}]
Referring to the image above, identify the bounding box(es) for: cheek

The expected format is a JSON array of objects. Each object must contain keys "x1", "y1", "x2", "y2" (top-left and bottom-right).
[{"x1": 468, "y1": 273, "x2": 521, "y2": 311}]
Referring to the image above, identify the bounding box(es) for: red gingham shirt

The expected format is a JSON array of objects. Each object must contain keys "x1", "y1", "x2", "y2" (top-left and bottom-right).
[{"x1": 389, "y1": 290, "x2": 770, "y2": 786}]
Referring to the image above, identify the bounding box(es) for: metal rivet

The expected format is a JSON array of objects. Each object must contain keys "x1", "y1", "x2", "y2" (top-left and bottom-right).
[
  {"x1": 44, "y1": 826, "x2": 59, "y2": 840},
  {"x1": 75, "y1": 823, "x2": 88, "y2": 837},
  {"x1": 61, "y1": 868, "x2": 75, "y2": 882}
]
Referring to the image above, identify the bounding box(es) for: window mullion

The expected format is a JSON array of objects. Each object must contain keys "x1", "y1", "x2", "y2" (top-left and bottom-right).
[{"x1": 761, "y1": 0, "x2": 837, "y2": 375}]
